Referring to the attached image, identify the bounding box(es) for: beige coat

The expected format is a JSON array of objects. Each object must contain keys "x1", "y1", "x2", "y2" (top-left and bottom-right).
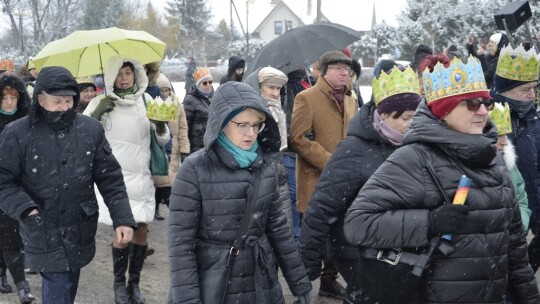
[
  {"x1": 154, "y1": 92, "x2": 190, "y2": 188},
  {"x1": 290, "y1": 77, "x2": 356, "y2": 213}
]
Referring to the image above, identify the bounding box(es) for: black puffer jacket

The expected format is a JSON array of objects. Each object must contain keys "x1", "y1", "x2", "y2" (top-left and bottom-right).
[
  {"x1": 169, "y1": 82, "x2": 311, "y2": 303},
  {"x1": 299, "y1": 101, "x2": 396, "y2": 279},
  {"x1": 0, "y1": 74, "x2": 31, "y2": 250},
  {"x1": 183, "y1": 88, "x2": 212, "y2": 153},
  {"x1": 0, "y1": 67, "x2": 136, "y2": 272},
  {"x1": 344, "y1": 102, "x2": 540, "y2": 303}
]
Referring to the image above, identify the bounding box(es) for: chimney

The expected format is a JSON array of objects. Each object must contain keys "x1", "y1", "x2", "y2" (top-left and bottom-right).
[{"x1": 308, "y1": 0, "x2": 312, "y2": 16}]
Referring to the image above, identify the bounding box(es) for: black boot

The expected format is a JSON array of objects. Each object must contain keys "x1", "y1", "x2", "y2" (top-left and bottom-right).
[
  {"x1": 154, "y1": 202, "x2": 164, "y2": 221},
  {"x1": 127, "y1": 244, "x2": 147, "y2": 304},
  {"x1": 319, "y1": 273, "x2": 346, "y2": 300},
  {"x1": 15, "y1": 280, "x2": 35, "y2": 304},
  {"x1": 112, "y1": 245, "x2": 130, "y2": 304},
  {"x1": 0, "y1": 267, "x2": 12, "y2": 293}
]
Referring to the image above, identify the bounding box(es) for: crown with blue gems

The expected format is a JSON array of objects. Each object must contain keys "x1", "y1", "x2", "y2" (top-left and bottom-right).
[
  {"x1": 422, "y1": 56, "x2": 488, "y2": 104},
  {"x1": 496, "y1": 44, "x2": 540, "y2": 82},
  {"x1": 489, "y1": 102, "x2": 512, "y2": 135},
  {"x1": 372, "y1": 66, "x2": 420, "y2": 105}
]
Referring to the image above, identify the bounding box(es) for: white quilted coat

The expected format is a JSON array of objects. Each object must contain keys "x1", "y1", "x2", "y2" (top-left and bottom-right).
[{"x1": 84, "y1": 56, "x2": 170, "y2": 225}]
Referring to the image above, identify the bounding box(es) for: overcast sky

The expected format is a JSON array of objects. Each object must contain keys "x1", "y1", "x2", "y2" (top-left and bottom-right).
[{"x1": 149, "y1": 0, "x2": 408, "y2": 30}]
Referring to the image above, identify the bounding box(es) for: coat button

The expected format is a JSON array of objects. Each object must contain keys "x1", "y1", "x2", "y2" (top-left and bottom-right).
[
  {"x1": 58, "y1": 134, "x2": 65, "y2": 139},
  {"x1": 62, "y1": 159, "x2": 67, "y2": 165},
  {"x1": 62, "y1": 183, "x2": 69, "y2": 190}
]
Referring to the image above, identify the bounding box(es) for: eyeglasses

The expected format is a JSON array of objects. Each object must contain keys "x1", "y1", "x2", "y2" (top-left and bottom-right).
[
  {"x1": 328, "y1": 65, "x2": 352, "y2": 74},
  {"x1": 465, "y1": 99, "x2": 495, "y2": 112},
  {"x1": 229, "y1": 120, "x2": 265, "y2": 134},
  {"x1": 202, "y1": 81, "x2": 213, "y2": 85}
]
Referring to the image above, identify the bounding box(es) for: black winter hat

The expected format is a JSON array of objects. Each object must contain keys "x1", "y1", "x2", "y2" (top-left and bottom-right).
[
  {"x1": 351, "y1": 59, "x2": 361, "y2": 78},
  {"x1": 319, "y1": 51, "x2": 352, "y2": 75},
  {"x1": 33, "y1": 66, "x2": 80, "y2": 105}
]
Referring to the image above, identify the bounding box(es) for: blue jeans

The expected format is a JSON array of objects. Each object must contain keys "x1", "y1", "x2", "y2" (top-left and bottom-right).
[
  {"x1": 283, "y1": 154, "x2": 300, "y2": 240},
  {"x1": 40, "y1": 269, "x2": 80, "y2": 304}
]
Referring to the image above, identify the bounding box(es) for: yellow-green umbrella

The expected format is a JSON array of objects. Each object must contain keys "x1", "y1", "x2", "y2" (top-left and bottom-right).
[{"x1": 33, "y1": 27, "x2": 166, "y2": 77}]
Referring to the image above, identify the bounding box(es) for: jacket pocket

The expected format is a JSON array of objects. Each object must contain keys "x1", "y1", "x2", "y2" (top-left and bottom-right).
[
  {"x1": 79, "y1": 201, "x2": 99, "y2": 245},
  {"x1": 20, "y1": 214, "x2": 47, "y2": 252}
]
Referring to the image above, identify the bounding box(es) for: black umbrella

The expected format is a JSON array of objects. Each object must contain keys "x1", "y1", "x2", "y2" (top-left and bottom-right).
[{"x1": 245, "y1": 22, "x2": 361, "y2": 76}]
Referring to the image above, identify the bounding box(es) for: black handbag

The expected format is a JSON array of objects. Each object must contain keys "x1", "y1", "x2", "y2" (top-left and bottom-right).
[
  {"x1": 197, "y1": 170, "x2": 261, "y2": 304},
  {"x1": 346, "y1": 145, "x2": 449, "y2": 304},
  {"x1": 142, "y1": 94, "x2": 169, "y2": 176}
]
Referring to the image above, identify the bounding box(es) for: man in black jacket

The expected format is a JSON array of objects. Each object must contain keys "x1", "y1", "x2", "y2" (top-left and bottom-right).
[{"x1": 0, "y1": 66, "x2": 136, "y2": 304}]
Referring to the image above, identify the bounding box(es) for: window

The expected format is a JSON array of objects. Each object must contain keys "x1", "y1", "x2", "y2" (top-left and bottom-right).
[
  {"x1": 274, "y1": 21, "x2": 283, "y2": 34},
  {"x1": 285, "y1": 20, "x2": 293, "y2": 31}
]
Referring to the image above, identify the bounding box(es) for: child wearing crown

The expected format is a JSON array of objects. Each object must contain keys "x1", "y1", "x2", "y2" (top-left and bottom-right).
[
  {"x1": 344, "y1": 55, "x2": 539, "y2": 303},
  {"x1": 491, "y1": 44, "x2": 540, "y2": 274}
]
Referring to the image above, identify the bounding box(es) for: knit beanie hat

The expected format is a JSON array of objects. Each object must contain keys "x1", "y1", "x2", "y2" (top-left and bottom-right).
[
  {"x1": 319, "y1": 51, "x2": 352, "y2": 75},
  {"x1": 156, "y1": 73, "x2": 172, "y2": 89},
  {"x1": 193, "y1": 67, "x2": 213, "y2": 87},
  {"x1": 258, "y1": 67, "x2": 288, "y2": 88}
]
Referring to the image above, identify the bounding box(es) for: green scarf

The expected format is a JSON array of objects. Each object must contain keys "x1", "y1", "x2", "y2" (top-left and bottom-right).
[
  {"x1": 114, "y1": 85, "x2": 137, "y2": 98},
  {"x1": 217, "y1": 132, "x2": 259, "y2": 168}
]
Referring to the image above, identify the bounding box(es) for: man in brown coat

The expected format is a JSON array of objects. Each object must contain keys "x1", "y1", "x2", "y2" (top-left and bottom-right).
[{"x1": 290, "y1": 51, "x2": 357, "y2": 300}]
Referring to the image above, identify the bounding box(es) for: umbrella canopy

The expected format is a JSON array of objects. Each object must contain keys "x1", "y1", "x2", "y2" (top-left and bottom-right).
[
  {"x1": 33, "y1": 27, "x2": 166, "y2": 77},
  {"x1": 244, "y1": 22, "x2": 361, "y2": 76}
]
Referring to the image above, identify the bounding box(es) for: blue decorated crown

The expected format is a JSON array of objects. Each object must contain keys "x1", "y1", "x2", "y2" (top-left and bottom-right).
[{"x1": 422, "y1": 56, "x2": 489, "y2": 104}]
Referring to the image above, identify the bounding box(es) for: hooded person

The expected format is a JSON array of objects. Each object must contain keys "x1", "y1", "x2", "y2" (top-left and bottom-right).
[
  {"x1": 183, "y1": 67, "x2": 214, "y2": 154},
  {"x1": 300, "y1": 65, "x2": 421, "y2": 293},
  {"x1": 168, "y1": 81, "x2": 312, "y2": 303},
  {"x1": 83, "y1": 56, "x2": 170, "y2": 304},
  {"x1": 344, "y1": 55, "x2": 539, "y2": 303},
  {"x1": 410, "y1": 44, "x2": 433, "y2": 72},
  {"x1": 0, "y1": 66, "x2": 136, "y2": 304},
  {"x1": 490, "y1": 44, "x2": 540, "y2": 273},
  {"x1": 220, "y1": 56, "x2": 246, "y2": 84},
  {"x1": 144, "y1": 61, "x2": 162, "y2": 99}
]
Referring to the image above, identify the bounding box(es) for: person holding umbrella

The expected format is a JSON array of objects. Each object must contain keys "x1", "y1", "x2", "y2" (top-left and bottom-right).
[
  {"x1": 83, "y1": 56, "x2": 170, "y2": 304},
  {"x1": 0, "y1": 66, "x2": 136, "y2": 304}
]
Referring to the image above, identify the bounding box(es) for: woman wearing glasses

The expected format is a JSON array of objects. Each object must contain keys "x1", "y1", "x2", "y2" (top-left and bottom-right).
[
  {"x1": 344, "y1": 56, "x2": 539, "y2": 303},
  {"x1": 168, "y1": 81, "x2": 312, "y2": 304},
  {"x1": 183, "y1": 67, "x2": 214, "y2": 154}
]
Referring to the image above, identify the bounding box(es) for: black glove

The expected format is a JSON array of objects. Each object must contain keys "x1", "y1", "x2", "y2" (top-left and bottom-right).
[
  {"x1": 293, "y1": 293, "x2": 310, "y2": 304},
  {"x1": 428, "y1": 204, "x2": 470, "y2": 237},
  {"x1": 91, "y1": 96, "x2": 116, "y2": 120},
  {"x1": 180, "y1": 153, "x2": 189, "y2": 163}
]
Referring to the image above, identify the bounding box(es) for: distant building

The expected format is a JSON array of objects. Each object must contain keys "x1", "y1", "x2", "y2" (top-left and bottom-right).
[{"x1": 246, "y1": 0, "x2": 372, "y2": 41}]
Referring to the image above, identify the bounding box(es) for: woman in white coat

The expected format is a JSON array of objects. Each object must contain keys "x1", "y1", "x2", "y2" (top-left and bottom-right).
[{"x1": 84, "y1": 56, "x2": 170, "y2": 304}]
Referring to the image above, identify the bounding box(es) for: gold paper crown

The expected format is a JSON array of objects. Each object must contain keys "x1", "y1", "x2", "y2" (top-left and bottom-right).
[
  {"x1": 489, "y1": 102, "x2": 512, "y2": 135},
  {"x1": 192, "y1": 67, "x2": 211, "y2": 83},
  {"x1": 0, "y1": 59, "x2": 14, "y2": 71},
  {"x1": 372, "y1": 66, "x2": 420, "y2": 105},
  {"x1": 146, "y1": 96, "x2": 178, "y2": 122},
  {"x1": 496, "y1": 44, "x2": 540, "y2": 82},
  {"x1": 422, "y1": 56, "x2": 488, "y2": 104}
]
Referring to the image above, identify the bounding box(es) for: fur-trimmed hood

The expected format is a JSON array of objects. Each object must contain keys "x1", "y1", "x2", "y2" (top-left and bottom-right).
[
  {"x1": 502, "y1": 139, "x2": 517, "y2": 171},
  {"x1": 0, "y1": 74, "x2": 31, "y2": 131},
  {"x1": 145, "y1": 61, "x2": 161, "y2": 86}
]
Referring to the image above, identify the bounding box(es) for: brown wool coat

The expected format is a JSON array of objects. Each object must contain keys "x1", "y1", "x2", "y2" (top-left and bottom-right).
[
  {"x1": 290, "y1": 77, "x2": 357, "y2": 213},
  {"x1": 154, "y1": 93, "x2": 190, "y2": 187}
]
